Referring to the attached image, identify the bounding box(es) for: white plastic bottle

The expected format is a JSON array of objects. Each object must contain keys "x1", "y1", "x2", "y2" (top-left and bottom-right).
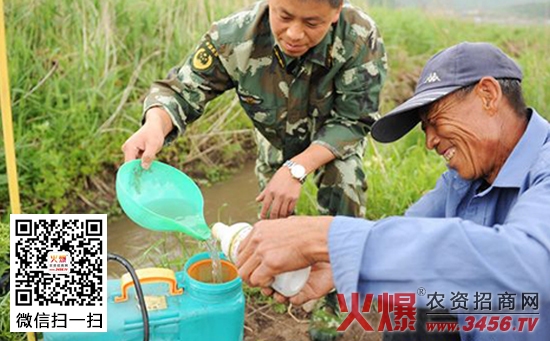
[{"x1": 211, "y1": 222, "x2": 311, "y2": 297}]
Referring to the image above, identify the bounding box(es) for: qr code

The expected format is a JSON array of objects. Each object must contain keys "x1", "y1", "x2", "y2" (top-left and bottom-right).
[{"x1": 10, "y1": 214, "x2": 107, "y2": 332}]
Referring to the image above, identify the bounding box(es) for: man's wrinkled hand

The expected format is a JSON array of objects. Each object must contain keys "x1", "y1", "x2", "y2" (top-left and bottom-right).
[
  {"x1": 237, "y1": 218, "x2": 311, "y2": 288},
  {"x1": 256, "y1": 166, "x2": 302, "y2": 219},
  {"x1": 237, "y1": 216, "x2": 332, "y2": 288},
  {"x1": 261, "y1": 262, "x2": 334, "y2": 305}
]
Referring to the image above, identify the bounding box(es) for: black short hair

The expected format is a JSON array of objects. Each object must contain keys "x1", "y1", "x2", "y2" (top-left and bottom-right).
[
  {"x1": 455, "y1": 78, "x2": 528, "y2": 118},
  {"x1": 301, "y1": 0, "x2": 343, "y2": 9}
]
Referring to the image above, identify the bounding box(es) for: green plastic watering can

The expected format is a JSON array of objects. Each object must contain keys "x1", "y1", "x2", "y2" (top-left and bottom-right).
[{"x1": 116, "y1": 160, "x2": 211, "y2": 241}]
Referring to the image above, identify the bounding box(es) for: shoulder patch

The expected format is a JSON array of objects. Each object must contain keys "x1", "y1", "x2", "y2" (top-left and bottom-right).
[{"x1": 192, "y1": 41, "x2": 219, "y2": 71}]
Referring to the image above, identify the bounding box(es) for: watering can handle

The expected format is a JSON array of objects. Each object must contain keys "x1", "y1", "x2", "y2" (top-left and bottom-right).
[{"x1": 114, "y1": 267, "x2": 184, "y2": 303}]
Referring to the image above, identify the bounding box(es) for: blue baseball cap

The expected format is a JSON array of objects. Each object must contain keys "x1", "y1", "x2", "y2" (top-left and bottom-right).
[{"x1": 371, "y1": 42, "x2": 523, "y2": 143}]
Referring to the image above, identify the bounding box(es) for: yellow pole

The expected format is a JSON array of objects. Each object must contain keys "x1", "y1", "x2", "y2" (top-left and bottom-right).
[
  {"x1": 0, "y1": 1, "x2": 31, "y2": 340},
  {"x1": 0, "y1": 0, "x2": 20, "y2": 215}
]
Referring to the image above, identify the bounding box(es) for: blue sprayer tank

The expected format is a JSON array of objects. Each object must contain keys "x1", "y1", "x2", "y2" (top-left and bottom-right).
[{"x1": 44, "y1": 253, "x2": 245, "y2": 341}]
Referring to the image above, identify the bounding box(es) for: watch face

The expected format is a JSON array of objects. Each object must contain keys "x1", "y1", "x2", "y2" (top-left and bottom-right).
[{"x1": 291, "y1": 165, "x2": 306, "y2": 178}]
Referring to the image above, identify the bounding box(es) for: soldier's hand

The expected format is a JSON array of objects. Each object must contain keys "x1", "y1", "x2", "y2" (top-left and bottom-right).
[
  {"x1": 121, "y1": 107, "x2": 172, "y2": 169},
  {"x1": 256, "y1": 166, "x2": 301, "y2": 219}
]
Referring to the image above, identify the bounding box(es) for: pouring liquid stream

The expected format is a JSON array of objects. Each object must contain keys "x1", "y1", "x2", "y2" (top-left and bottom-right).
[
  {"x1": 204, "y1": 237, "x2": 223, "y2": 284},
  {"x1": 146, "y1": 199, "x2": 224, "y2": 284}
]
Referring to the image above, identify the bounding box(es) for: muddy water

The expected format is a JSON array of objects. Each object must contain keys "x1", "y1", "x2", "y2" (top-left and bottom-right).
[{"x1": 107, "y1": 162, "x2": 260, "y2": 277}]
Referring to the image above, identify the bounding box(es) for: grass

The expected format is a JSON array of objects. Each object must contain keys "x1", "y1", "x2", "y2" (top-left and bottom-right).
[
  {"x1": 1, "y1": 0, "x2": 549, "y2": 339},
  {"x1": 0, "y1": 0, "x2": 255, "y2": 217},
  {"x1": 1, "y1": 0, "x2": 547, "y2": 219}
]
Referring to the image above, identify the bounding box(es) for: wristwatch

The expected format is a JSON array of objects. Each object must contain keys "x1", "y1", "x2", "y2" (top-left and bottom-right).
[{"x1": 283, "y1": 160, "x2": 307, "y2": 184}]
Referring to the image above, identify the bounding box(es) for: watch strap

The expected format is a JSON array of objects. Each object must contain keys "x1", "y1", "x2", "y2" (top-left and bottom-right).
[{"x1": 283, "y1": 160, "x2": 307, "y2": 183}]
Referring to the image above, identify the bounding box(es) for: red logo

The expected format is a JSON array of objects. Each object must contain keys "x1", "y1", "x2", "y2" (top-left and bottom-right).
[
  {"x1": 47, "y1": 251, "x2": 71, "y2": 273},
  {"x1": 337, "y1": 293, "x2": 416, "y2": 332}
]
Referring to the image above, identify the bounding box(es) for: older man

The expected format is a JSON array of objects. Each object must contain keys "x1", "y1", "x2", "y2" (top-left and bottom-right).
[{"x1": 237, "y1": 42, "x2": 550, "y2": 340}]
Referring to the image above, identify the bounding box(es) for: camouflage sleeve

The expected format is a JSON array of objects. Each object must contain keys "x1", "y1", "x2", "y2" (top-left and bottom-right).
[
  {"x1": 312, "y1": 25, "x2": 387, "y2": 159},
  {"x1": 142, "y1": 29, "x2": 235, "y2": 143}
]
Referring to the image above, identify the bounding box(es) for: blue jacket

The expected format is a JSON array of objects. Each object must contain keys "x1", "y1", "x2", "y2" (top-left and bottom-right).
[{"x1": 329, "y1": 109, "x2": 550, "y2": 340}]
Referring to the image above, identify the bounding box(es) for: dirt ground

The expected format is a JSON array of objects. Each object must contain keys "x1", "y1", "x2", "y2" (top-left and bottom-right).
[{"x1": 244, "y1": 302, "x2": 382, "y2": 341}]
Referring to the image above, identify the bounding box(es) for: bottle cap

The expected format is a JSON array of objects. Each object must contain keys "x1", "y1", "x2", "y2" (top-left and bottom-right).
[{"x1": 211, "y1": 222, "x2": 229, "y2": 241}]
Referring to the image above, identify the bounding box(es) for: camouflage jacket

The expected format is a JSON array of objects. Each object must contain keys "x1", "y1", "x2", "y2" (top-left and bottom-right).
[{"x1": 143, "y1": 1, "x2": 387, "y2": 160}]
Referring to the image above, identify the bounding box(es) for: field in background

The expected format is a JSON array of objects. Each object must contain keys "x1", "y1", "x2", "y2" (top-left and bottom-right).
[
  {"x1": 1, "y1": 0, "x2": 549, "y2": 339},
  {"x1": 0, "y1": 0, "x2": 548, "y2": 218}
]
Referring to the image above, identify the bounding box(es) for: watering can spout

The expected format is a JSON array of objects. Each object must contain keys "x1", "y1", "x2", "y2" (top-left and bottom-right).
[{"x1": 175, "y1": 215, "x2": 211, "y2": 241}]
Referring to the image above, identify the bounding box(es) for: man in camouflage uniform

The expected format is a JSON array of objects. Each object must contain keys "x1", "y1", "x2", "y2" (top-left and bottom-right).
[
  {"x1": 123, "y1": 0, "x2": 385, "y2": 338},
  {"x1": 124, "y1": 0, "x2": 386, "y2": 219}
]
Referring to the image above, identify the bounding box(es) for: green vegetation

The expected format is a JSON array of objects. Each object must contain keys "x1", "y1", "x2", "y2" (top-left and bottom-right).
[
  {"x1": 2, "y1": 0, "x2": 548, "y2": 219},
  {"x1": 0, "y1": 294, "x2": 27, "y2": 341},
  {"x1": 0, "y1": 0, "x2": 548, "y2": 217},
  {"x1": 0, "y1": 223, "x2": 8, "y2": 276},
  {"x1": 1, "y1": 0, "x2": 549, "y2": 338},
  {"x1": 0, "y1": 0, "x2": 254, "y2": 218}
]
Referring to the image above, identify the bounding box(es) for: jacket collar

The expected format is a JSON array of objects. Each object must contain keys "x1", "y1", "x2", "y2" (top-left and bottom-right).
[{"x1": 491, "y1": 108, "x2": 548, "y2": 188}]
